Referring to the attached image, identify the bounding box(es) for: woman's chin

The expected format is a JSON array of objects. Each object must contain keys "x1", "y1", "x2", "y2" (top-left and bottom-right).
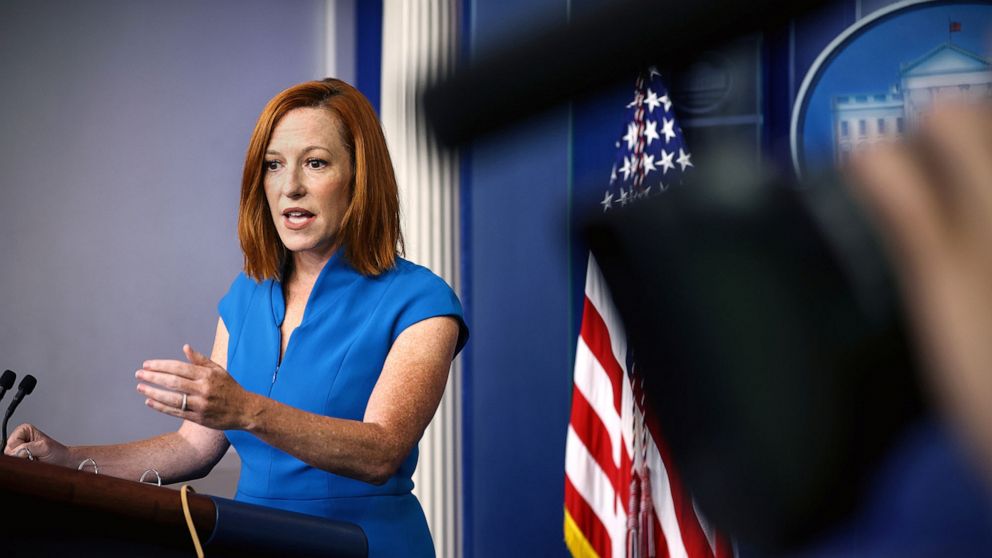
[
  {"x1": 285, "y1": 244, "x2": 318, "y2": 255},
  {"x1": 282, "y1": 238, "x2": 337, "y2": 259},
  {"x1": 278, "y1": 231, "x2": 316, "y2": 252}
]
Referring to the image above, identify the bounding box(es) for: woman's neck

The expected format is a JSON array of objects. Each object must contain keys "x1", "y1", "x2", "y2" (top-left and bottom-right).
[{"x1": 287, "y1": 245, "x2": 337, "y2": 289}]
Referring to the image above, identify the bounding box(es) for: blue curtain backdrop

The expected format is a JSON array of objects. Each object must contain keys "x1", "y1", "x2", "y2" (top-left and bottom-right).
[
  {"x1": 355, "y1": 0, "x2": 382, "y2": 114},
  {"x1": 462, "y1": 1, "x2": 574, "y2": 556}
]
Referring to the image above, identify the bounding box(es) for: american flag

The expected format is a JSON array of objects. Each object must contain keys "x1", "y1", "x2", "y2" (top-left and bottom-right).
[{"x1": 563, "y1": 71, "x2": 732, "y2": 558}]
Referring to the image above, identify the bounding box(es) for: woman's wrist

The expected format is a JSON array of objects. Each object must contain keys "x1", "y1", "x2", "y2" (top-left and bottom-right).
[
  {"x1": 239, "y1": 391, "x2": 267, "y2": 433},
  {"x1": 61, "y1": 445, "x2": 79, "y2": 468}
]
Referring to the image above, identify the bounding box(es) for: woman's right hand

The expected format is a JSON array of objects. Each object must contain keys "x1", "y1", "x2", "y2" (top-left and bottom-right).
[{"x1": 4, "y1": 424, "x2": 70, "y2": 466}]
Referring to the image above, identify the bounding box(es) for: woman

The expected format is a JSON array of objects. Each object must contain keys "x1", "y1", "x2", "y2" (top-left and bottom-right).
[{"x1": 3, "y1": 78, "x2": 468, "y2": 557}]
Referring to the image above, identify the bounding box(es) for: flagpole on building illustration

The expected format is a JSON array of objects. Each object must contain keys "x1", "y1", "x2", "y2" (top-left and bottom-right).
[{"x1": 949, "y1": 19, "x2": 961, "y2": 43}]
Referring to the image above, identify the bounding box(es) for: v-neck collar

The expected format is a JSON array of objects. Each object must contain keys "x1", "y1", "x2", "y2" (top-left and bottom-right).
[{"x1": 269, "y1": 248, "x2": 363, "y2": 328}]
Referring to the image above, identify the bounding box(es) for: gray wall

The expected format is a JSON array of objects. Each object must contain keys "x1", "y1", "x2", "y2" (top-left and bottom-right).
[{"x1": 0, "y1": 0, "x2": 326, "y2": 494}]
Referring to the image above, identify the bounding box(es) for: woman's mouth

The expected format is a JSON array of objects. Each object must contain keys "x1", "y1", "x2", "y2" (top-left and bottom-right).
[{"x1": 282, "y1": 209, "x2": 316, "y2": 230}]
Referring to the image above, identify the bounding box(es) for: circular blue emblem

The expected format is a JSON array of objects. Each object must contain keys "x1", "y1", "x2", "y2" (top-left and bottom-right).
[{"x1": 791, "y1": 0, "x2": 992, "y2": 176}]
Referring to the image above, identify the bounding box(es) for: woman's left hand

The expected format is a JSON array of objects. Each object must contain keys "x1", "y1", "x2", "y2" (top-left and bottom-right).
[{"x1": 136, "y1": 344, "x2": 252, "y2": 430}]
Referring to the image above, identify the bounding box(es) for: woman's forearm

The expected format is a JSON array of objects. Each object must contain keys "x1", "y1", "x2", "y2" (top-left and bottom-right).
[
  {"x1": 66, "y1": 430, "x2": 217, "y2": 484},
  {"x1": 235, "y1": 319, "x2": 458, "y2": 484},
  {"x1": 241, "y1": 392, "x2": 407, "y2": 485}
]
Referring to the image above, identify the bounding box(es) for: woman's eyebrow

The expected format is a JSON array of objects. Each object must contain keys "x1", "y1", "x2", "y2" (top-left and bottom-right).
[
  {"x1": 301, "y1": 145, "x2": 329, "y2": 153},
  {"x1": 265, "y1": 145, "x2": 329, "y2": 156}
]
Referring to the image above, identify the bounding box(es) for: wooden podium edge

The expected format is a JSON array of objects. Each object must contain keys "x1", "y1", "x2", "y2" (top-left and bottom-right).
[{"x1": 0, "y1": 453, "x2": 216, "y2": 548}]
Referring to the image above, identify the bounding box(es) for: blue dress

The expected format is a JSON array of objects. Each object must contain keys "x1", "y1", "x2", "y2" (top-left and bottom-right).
[{"x1": 217, "y1": 250, "x2": 468, "y2": 557}]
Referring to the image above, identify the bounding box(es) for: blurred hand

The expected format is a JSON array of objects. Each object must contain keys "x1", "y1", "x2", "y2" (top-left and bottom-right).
[
  {"x1": 848, "y1": 102, "x2": 992, "y2": 480},
  {"x1": 4, "y1": 423, "x2": 70, "y2": 465},
  {"x1": 136, "y1": 344, "x2": 254, "y2": 431}
]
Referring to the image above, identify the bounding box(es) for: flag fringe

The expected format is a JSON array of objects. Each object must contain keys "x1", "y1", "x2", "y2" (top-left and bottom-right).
[{"x1": 564, "y1": 508, "x2": 601, "y2": 558}]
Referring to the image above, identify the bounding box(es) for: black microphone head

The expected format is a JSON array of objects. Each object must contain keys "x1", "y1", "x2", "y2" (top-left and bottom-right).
[
  {"x1": 0, "y1": 370, "x2": 14, "y2": 390},
  {"x1": 18, "y1": 375, "x2": 36, "y2": 395}
]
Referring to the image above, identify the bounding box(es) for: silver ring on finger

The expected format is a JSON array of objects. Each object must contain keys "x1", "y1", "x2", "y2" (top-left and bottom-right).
[
  {"x1": 181, "y1": 392, "x2": 188, "y2": 412},
  {"x1": 16, "y1": 448, "x2": 34, "y2": 461}
]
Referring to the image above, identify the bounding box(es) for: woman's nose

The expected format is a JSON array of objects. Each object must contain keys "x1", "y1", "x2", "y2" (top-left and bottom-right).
[{"x1": 283, "y1": 166, "x2": 306, "y2": 198}]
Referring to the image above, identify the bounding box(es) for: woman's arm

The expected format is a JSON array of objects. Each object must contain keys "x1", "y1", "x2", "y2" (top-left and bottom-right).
[
  {"x1": 60, "y1": 419, "x2": 228, "y2": 484},
  {"x1": 4, "y1": 319, "x2": 232, "y2": 483},
  {"x1": 138, "y1": 316, "x2": 460, "y2": 485},
  {"x1": 248, "y1": 316, "x2": 459, "y2": 484}
]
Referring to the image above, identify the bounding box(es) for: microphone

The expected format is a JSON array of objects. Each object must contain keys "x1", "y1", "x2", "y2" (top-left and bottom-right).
[
  {"x1": 2, "y1": 375, "x2": 36, "y2": 450},
  {"x1": 0, "y1": 370, "x2": 15, "y2": 403}
]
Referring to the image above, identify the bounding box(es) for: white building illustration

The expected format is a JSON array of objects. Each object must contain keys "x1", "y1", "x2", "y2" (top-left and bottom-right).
[{"x1": 832, "y1": 42, "x2": 992, "y2": 164}]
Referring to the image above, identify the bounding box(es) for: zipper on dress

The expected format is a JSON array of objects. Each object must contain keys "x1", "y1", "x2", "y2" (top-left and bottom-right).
[
  {"x1": 271, "y1": 325, "x2": 296, "y2": 393},
  {"x1": 273, "y1": 328, "x2": 296, "y2": 389}
]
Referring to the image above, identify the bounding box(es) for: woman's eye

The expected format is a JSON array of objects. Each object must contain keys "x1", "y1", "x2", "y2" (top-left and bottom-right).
[
  {"x1": 306, "y1": 158, "x2": 328, "y2": 170},
  {"x1": 264, "y1": 160, "x2": 281, "y2": 172}
]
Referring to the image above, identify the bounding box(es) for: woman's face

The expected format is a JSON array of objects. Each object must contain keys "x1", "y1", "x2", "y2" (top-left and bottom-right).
[{"x1": 263, "y1": 106, "x2": 354, "y2": 261}]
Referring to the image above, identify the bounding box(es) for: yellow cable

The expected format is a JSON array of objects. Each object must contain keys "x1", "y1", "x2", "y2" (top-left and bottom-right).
[{"x1": 180, "y1": 484, "x2": 205, "y2": 558}]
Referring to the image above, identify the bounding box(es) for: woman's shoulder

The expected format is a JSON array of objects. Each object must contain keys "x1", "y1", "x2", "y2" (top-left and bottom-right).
[
  {"x1": 382, "y1": 257, "x2": 468, "y2": 353},
  {"x1": 389, "y1": 257, "x2": 452, "y2": 286},
  {"x1": 378, "y1": 257, "x2": 459, "y2": 301},
  {"x1": 218, "y1": 271, "x2": 267, "y2": 323},
  {"x1": 225, "y1": 270, "x2": 266, "y2": 298}
]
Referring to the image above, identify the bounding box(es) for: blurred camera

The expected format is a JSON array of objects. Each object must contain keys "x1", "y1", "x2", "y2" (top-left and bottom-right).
[{"x1": 583, "y1": 151, "x2": 924, "y2": 551}]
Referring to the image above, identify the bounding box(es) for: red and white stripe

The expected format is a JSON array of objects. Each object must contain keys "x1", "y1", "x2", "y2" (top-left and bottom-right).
[{"x1": 565, "y1": 255, "x2": 731, "y2": 558}]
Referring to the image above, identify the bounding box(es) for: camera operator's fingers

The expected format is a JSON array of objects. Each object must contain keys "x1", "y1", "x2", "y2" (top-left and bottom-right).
[
  {"x1": 921, "y1": 103, "x2": 992, "y2": 221},
  {"x1": 848, "y1": 141, "x2": 947, "y2": 277}
]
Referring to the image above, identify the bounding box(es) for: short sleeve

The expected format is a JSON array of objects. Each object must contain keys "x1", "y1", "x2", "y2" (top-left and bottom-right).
[
  {"x1": 217, "y1": 272, "x2": 260, "y2": 353},
  {"x1": 390, "y1": 265, "x2": 469, "y2": 358}
]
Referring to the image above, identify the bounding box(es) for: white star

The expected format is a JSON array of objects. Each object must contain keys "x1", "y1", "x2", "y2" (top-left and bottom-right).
[
  {"x1": 661, "y1": 118, "x2": 677, "y2": 143},
  {"x1": 677, "y1": 148, "x2": 694, "y2": 171},
  {"x1": 615, "y1": 141, "x2": 620, "y2": 148},
  {"x1": 660, "y1": 94, "x2": 672, "y2": 112},
  {"x1": 620, "y1": 155, "x2": 634, "y2": 181},
  {"x1": 659, "y1": 181, "x2": 669, "y2": 192},
  {"x1": 644, "y1": 89, "x2": 662, "y2": 113},
  {"x1": 600, "y1": 190, "x2": 614, "y2": 212},
  {"x1": 610, "y1": 163, "x2": 618, "y2": 184},
  {"x1": 641, "y1": 152, "x2": 657, "y2": 176},
  {"x1": 622, "y1": 121, "x2": 638, "y2": 151},
  {"x1": 618, "y1": 188, "x2": 630, "y2": 206},
  {"x1": 643, "y1": 185, "x2": 652, "y2": 197},
  {"x1": 643, "y1": 120, "x2": 660, "y2": 146},
  {"x1": 649, "y1": 67, "x2": 662, "y2": 79},
  {"x1": 659, "y1": 149, "x2": 675, "y2": 175}
]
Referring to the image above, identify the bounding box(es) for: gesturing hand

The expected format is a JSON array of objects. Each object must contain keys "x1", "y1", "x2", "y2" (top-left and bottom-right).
[{"x1": 137, "y1": 344, "x2": 252, "y2": 431}]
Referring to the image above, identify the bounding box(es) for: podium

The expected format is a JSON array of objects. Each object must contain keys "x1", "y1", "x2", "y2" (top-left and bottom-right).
[{"x1": 0, "y1": 454, "x2": 368, "y2": 557}]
